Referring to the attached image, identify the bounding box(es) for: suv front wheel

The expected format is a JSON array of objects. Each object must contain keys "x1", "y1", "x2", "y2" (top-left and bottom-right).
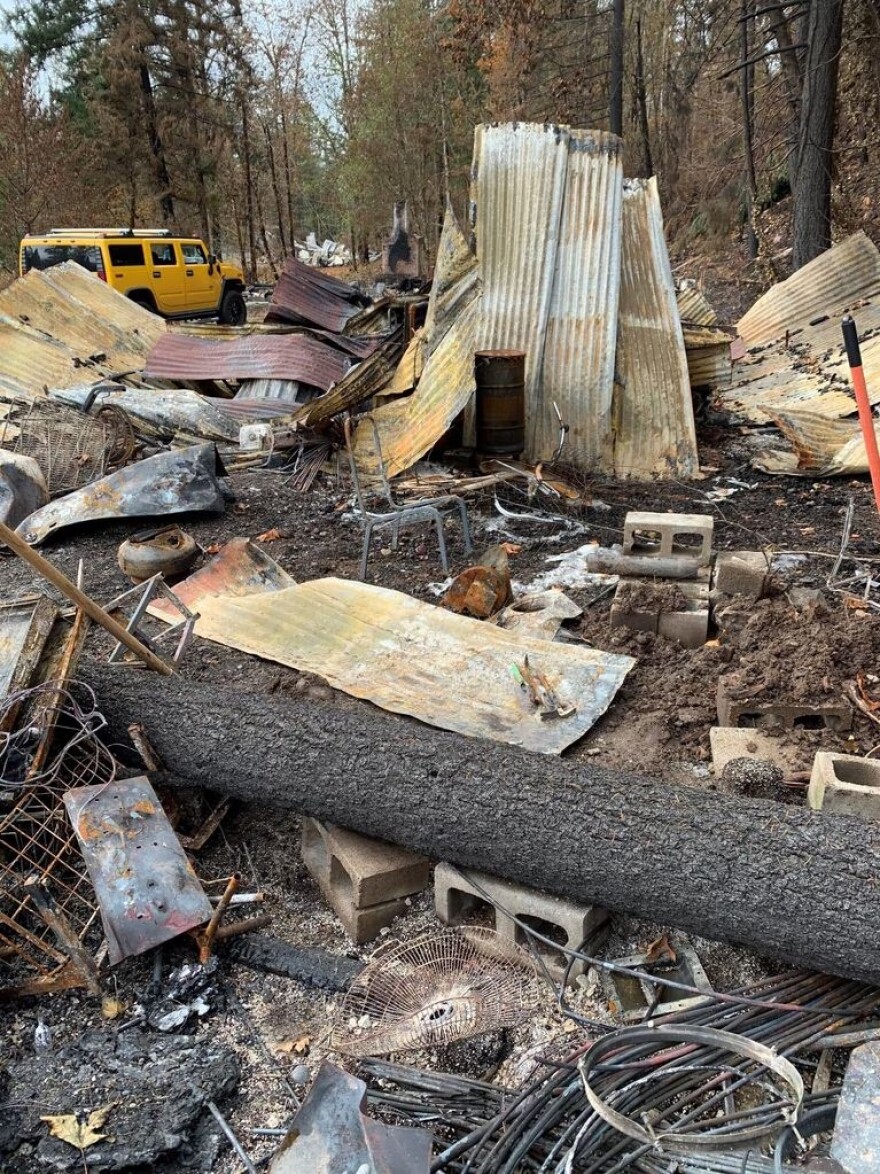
[{"x1": 219, "y1": 289, "x2": 247, "y2": 326}]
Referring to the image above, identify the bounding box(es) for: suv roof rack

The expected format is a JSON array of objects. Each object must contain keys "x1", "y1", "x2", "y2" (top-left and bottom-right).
[{"x1": 41, "y1": 228, "x2": 174, "y2": 239}]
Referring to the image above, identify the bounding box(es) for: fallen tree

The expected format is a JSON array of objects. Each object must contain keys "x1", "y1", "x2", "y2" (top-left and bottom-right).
[{"x1": 83, "y1": 662, "x2": 880, "y2": 983}]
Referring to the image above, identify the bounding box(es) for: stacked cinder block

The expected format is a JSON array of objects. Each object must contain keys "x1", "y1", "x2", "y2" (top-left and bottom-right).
[
  {"x1": 434, "y1": 862, "x2": 609, "y2": 984},
  {"x1": 623, "y1": 510, "x2": 714, "y2": 564},
  {"x1": 808, "y1": 752, "x2": 880, "y2": 820},
  {"x1": 301, "y1": 818, "x2": 431, "y2": 944},
  {"x1": 613, "y1": 512, "x2": 713, "y2": 647}
]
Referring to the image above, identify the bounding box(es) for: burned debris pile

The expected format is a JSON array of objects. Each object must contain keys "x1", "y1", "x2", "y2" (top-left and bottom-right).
[{"x1": 3, "y1": 119, "x2": 880, "y2": 1174}]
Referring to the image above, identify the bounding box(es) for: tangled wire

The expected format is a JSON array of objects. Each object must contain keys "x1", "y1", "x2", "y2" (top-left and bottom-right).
[{"x1": 0, "y1": 680, "x2": 113, "y2": 790}]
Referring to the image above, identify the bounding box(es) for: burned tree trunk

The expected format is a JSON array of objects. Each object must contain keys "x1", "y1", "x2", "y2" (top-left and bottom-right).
[
  {"x1": 83, "y1": 664, "x2": 880, "y2": 984},
  {"x1": 792, "y1": 0, "x2": 845, "y2": 270}
]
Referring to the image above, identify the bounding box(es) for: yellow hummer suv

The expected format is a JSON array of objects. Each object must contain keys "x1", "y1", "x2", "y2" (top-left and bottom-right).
[{"x1": 19, "y1": 228, "x2": 248, "y2": 325}]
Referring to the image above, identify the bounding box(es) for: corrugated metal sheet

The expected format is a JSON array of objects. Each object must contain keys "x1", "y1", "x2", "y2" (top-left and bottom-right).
[
  {"x1": 719, "y1": 291, "x2": 880, "y2": 423},
  {"x1": 612, "y1": 178, "x2": 697, "y2": 478},
  {"x1": 0, "y1": 262, "x2": 165, "y2": 398},
  {"x1": 755, "y1": 410, "x2": 876, "y2": 476},
  {"x1": 472, "y1": 123, "x2": 633, "y2": 469},
  {"x1": 0, "y1": 260, "x2": 164, "y2": 369},
  {"x1": 677, "y1": 286, "x2": 718, "y2": 327},
  {"x1": 0, "y1": 322, "x2": 82, "y2": 399},
  {"x1": 354, "y1": 210, "x2": 480, "y2": 477},
  {"x1": 144, "y1": 333, "x2": 349, "y2": 390},
  {"x1": 472, "y1": 122, "x2": 570, "y2": 458},
  {"x1": 543, "y1": 130, "x2": 624, "y2": 468},
  {"x1": 686, "y1": 344, "x2": 732, "y2": 389},
  {"x1": 265, "y1": 257, "x2": 372, "y2": 333},
  {"x1": 192, "y1": 578, "x2": 635, "y2": 754},
  {"x1": 737, "y1": 233, "x2": 880, "y2": 346},
  {"x1": 171, "y1": 320, "x2": 383, "y2": 358}
]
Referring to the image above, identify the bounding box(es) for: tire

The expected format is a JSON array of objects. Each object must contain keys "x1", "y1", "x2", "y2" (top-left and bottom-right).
[
  {"x1": 219, "y1": 289, "x2": 247, "y2": 326},
  {"x1": 128, "y1": 291, "x2": 159, "y2": 315}
]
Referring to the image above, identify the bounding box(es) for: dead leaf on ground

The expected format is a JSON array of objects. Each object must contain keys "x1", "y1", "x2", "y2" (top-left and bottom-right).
[
  {"x1": 276, "y1": 1034, "x2": 311, "y2": 1055},
  {"x1": 644, "y1": 935, "x2": 677, "y2": 966},
  {"x1": 500, "y1": 542, "x2": 522, "y2": 557},
  {"x1": 204, "y1": 542, "x2": 222, "y2": 555},
  {"x1": 256, "y1": 528, "x2": 283, "y2": 543},
  {"x1": 41, "y1": 1103, "x2": 116, "y2": 1152}
]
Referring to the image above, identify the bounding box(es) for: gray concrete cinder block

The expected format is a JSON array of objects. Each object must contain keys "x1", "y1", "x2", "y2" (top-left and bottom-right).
[
  {"x1": 434, "y1": 862, "x2": 609, "y2": 984},
  {"x1": 623, "y1": 511, "x2": 714, "y2": 565},
  {"x1": 302, "y1": 818, "x2": 431, "y2": 944},
  {"x1": 657, "y1": 582, "x2": 710, "y2": 649},
  {"x1": 809, "y1": 752, "x2": 880, "y2": 820},
  {"x1": 717, "y1": 677, "x2": 852, "y2": 732},
  {"x1": 712, "y1": 550, "x2": 770, "y2": 598}
]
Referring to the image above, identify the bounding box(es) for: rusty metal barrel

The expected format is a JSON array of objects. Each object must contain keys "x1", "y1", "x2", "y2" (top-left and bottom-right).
[{"x1": 474, "y1": 350, "x2": 526, "y2": 455}]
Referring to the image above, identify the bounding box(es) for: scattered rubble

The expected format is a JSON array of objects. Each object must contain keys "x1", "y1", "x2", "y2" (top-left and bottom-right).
[{"x1": 2, "y1": 120, "x2": 880, "y2": 1174}]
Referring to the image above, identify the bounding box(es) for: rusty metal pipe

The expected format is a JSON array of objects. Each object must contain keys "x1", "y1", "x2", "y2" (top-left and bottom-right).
[{"x1": 197, "y1": 872, "x2": 240, "y2": 962}]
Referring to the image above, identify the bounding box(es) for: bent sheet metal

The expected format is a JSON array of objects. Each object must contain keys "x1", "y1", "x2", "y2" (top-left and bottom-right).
[
  {"x1": 63, "y1": 776, "x2": 212, "y2": 966},
  {"x1": 148, "y1": 537, "x2": 295, "y2": 622},
  {"x1": 268, "y1": 1060, "x2": 431, "y2": 1174},
  {"x1": 16, "y1": 443, "x2": 228, "y2": 545},
  {"x1": 192, "y1": 578, "x2": 635, "y2": 754}
]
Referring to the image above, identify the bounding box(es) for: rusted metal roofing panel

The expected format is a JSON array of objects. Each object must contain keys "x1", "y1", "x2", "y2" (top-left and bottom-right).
[
  {"x1": 265, "y1": 257, "x2": 372, "y2": 333},
  {"x1": 171, "y1": 320, "x2": 383, "y2": 359},
  {"x1": 0, "y1": 321, "x2": 81, "y2": 398},
  {"x1": 192, "y1": 578, "x2": 635, "y2": 754},
  {"x1": 0, "y1": 262, "x2": 164, "y2": 397},
  {"x1": 755, "y1": 410, "x2": 877, "y2": 476},
  {"x1": 677, "y1": 286, "x2": 718, "y2": 327},
  {"x1": 542, "y1": 130, "x2": 624, "y2": 469},
  {"x1": 737, "y1": 233, "x2": 880, "y2": 346},
  {"x1": 0, "y1": 261, "x2": 164, "y2": 367},
  {"x1": 686, "y1": 344, "x2": 732, "y2": 389},
  {"x1": 612, "y1": 178, "x2": 697, "y2": 478},
  {"x1": 719, "y1": 292, "x2": 880, "y2": 423},
  {"x1": 353, "y1": 210, "x2": 480, "y2": 478},
  {"x1": 144, "y1": 333, "x2": 349, "y2": 390},
  {"x1": 472, "y1": 122, "x2": 570, "y2": 458}
]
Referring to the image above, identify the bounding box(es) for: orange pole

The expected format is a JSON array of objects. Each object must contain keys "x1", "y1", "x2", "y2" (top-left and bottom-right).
[{"x1": 843, "y1": 315, "x2": 880, "y2": 517}]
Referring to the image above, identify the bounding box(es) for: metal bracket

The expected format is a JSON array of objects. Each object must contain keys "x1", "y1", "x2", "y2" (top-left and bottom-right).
[{"x1": 104, "y1": 574, "x2": 197, "y2": 667}]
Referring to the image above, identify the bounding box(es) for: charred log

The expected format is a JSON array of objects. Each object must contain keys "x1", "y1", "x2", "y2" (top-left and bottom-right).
[{"x1": 83, "y1": 662, "x2": 880, "y2": 984}]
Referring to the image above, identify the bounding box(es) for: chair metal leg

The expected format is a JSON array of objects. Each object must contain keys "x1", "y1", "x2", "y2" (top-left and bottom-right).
[
  {"x1": 434, "y1": 512, "x2": 449, "y2": 574},
  {"x1": 391, "y1": 513, "x2": 401, "y2": 551},
  {"x1": 360, "y1": 520, "x2": 375, "y2": 581},
  {"x1": 457, "y1": 500, "x2": 473, "y2": 556}
]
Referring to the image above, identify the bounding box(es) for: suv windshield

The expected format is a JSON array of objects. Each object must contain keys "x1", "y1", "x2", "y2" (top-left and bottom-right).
[{"x1": 22, "y1": 245, "x2": 103, "y2": 273}]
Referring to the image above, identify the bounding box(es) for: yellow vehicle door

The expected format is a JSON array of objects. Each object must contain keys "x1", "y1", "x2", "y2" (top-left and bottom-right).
[
  {"x1": 181, "y1": 241, "x2": 220, "y2": 313},
  {"x1": 149, "y1": 242, "x2": 186, "y2": 313},
  {"x1": 105, "y1": 241, "x2": 148, "y2": 294}
]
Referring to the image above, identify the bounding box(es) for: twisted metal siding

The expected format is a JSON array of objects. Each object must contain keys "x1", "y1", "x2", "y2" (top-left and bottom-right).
[
  {"x1": 612, "y1": 178, "x2": 697, "y2": 478},
  {"x1": 737, "y1": 232, "x2": 880, "y2": 346}
]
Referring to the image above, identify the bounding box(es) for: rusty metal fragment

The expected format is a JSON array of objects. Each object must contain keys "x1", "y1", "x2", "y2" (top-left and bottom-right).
[
  {"x1": 268, "y1": 1060, "x2": 431, "y2": 1173},
  {"x1": 265, "y1": 257, "x2": 373, "y2": 333},
  {"x1": 16, "y1": 443, "x2": 228, "y2": 545},
  {"x1": 63, "y1": 775, "x2": 212, "y2": 966},
  {"x1": 148, "y1": 538, "x2": 294, "y2": 624},
  {"x1": 144, "y1": 332, "x2": 350, "y2": 391}
]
